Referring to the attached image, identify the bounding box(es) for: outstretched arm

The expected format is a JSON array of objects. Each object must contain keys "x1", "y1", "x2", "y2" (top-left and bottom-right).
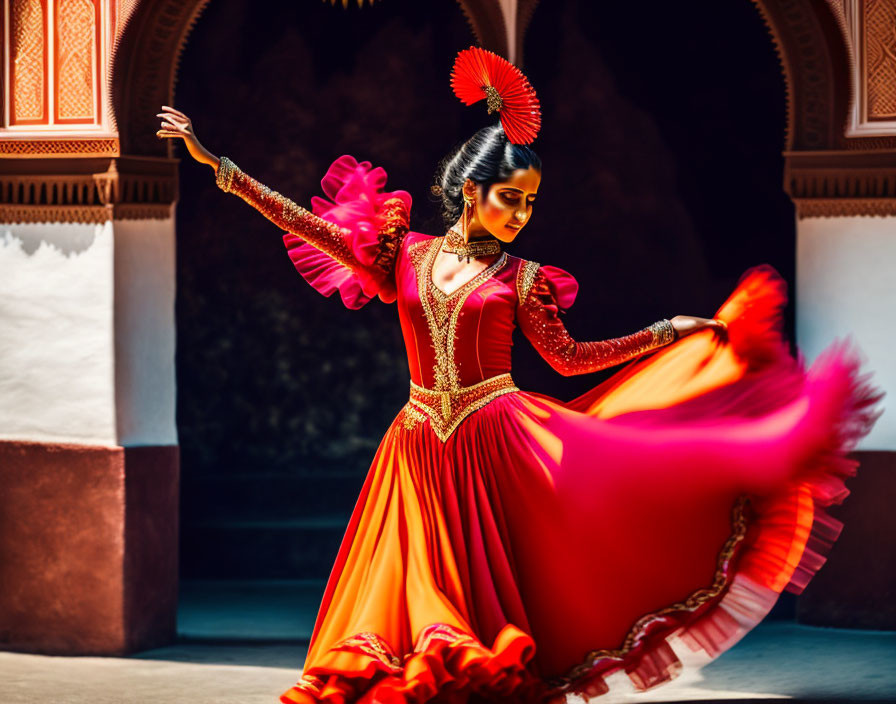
[
  {"x1": 517, "y1": 268, "x2": 676, "y2": 376},
  {"x1": 214, "y1": 156, "x2": 362, "y2": 271},
  {"x1": 155, "y1": 105, "x2": 406, "y2": 290}
]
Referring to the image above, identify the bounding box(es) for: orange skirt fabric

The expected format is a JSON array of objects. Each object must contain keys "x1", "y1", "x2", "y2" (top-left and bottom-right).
[{"x1": 280, "y1": 266, "x2": 881, "y2": 704}]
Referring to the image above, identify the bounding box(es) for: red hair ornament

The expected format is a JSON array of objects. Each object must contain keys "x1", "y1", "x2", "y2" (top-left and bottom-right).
[{"x1": 450, "y1": 46, "x2": 542, "y2": 145}]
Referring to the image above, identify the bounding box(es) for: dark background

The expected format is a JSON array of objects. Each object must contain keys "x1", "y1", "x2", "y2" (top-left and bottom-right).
[{"x1": 173, "y1": 0, "x2": 791, "y2": 583}]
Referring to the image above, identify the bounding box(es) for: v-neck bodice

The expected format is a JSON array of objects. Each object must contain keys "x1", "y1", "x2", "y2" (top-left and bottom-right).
[
  {"x1": 428, "y1": 244, "x2": 505, "y2": 299},
  {"x1": 395, "y1": 234, "x2": 521, "y2": 390}
]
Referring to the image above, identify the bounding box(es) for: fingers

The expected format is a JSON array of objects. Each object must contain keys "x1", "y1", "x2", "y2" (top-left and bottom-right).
[
  {"x1": 695, "y1": 316, "x2": 727, "y2": 331},
  {"x1": 156, "y1": 105, "x2": 189, "y2": 138},
  {"x1": 157, "y1": 113, "x2": 185, "y2": 128},
  {"x1": 157, "y1": 106, "x2": 189, "y2": 127},
  {"x1": 156, "y1": 116, "x2": 184, "y2": 138},
  {"x1": 161, "y1": 104, "x2": 187, "y2": 119},
  {"x1": 158, "y1": 124, "x2": 182, "y2": 137},
  {"x1": 156, "y1": 105, "x2": 194, "y2": 141},
  {"x1": 710, "y1": 318, "x2": 728, "y2": 338},
  {"x1": 670, "y1": 316, "x2": 727, "y2": 340}
]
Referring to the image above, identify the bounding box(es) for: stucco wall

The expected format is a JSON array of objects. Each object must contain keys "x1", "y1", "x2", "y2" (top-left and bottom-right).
[
  {"x1": 0, "y1": 216, "x2": 177, "y2": 447},
  {"x1": 0, "y1": 221, "x2": 116, "y2": 445},
  {"x1": 796, "y1": 215, "x2": 895, "y2": 450},
  {"x1": 113, "y1": 217, "x2": 177, "y2": 446}
]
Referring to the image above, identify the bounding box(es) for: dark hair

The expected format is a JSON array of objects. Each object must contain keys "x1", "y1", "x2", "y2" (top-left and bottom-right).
[{"x1": 432, "y1": 122, "x2": 542, "y2": 229}]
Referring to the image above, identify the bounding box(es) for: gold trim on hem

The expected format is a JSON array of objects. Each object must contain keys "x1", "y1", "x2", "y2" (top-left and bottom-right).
[{"x1": 546, "y1": 494, "x2": 751, "y2": 690}]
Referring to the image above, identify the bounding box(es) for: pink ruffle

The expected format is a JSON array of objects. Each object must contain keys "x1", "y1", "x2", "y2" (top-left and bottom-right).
[
  {"x1": 283, "y1": 154, "x2": 412, "y2": 309},
  {"x1": 551, "y1": 301, "x2": 884, "y2": 701}
]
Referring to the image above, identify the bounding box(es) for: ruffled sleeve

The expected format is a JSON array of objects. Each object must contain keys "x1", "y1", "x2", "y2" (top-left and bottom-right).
[
  {"x1": 215, "y1": 154, "x2": 411, "y2": 309},
  {"x1": 517, "y1": 263, "x2": 676, "y2": 376},
  {"x1": 519, "y1": 262, "x2": 578, "y2": 313}
]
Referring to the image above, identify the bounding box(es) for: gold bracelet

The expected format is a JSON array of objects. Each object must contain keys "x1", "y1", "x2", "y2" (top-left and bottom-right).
[
  {"x1": 647, "y1": 318, "x2": 676, "y2": 346},
  {"x1": 215, "y1": 156, "x2": 237, "y2": 193}
]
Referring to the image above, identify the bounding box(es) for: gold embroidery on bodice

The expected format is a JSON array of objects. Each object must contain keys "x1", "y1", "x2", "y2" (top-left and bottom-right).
[
  {"x1": 421, "y1": 238, "x2": 507, "y2": 390},
  {"x1": 400, "y1": 237, "x2": 518, "y2": 441},
  {"x1": 516, "y1": 258, "x2": 541, "y2": 305}
]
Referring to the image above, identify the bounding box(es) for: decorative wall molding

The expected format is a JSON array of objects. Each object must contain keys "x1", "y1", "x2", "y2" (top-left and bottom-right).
[
  {"x1": 0, "y1": 137, "x2": 120, "y2": 157},
  {"x1": 33, "y1": 0, "x2": 896, "y2": 221},
  {"x1": 750, "y1": 0, "x2": 896, "y2": 217},
  {"x1": 794, "y1": 198, "x2": 896, "y2": 217},
  {"x1": 2, "y1": 0, "x2": 113, "y2": 132},
  {"x1": 842, "y1": 0, "x2": 896, "y2": 136},
  {"x1": 0, "y1": 155, "x2": 177, "y2": 223},
  {"x1": 784, "y1": 149, "x2": 896, "y2": 217},
  {"x1": 751, "y1": 0, "x2": 852, "y2": 150}
]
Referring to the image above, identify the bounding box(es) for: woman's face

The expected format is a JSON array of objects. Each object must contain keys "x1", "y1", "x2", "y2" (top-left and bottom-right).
[{"x1": 468, "y1": 166, "x2": 541, "y2": 243}]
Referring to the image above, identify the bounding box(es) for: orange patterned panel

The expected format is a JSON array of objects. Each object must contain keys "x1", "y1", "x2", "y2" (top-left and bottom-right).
[
  {"x1": 55, "y1": 0, "x2": 101, "y2": 123},
  {"x1": 865, "y1": 0, "x2": 896, "y2": 120},
  {"x1": 11, "y1": 0, "x2": 48, "y2": 125}
]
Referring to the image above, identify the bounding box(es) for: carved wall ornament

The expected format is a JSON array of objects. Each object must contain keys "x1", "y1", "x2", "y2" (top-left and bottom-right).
[
  {"x1": 839, "y1": 0, "x2": 896, "y2": 136},
  {"x1": 0, "y1": 138, "x2": 120, "y2": 157},
  {"x1": 4, "y1": 0, "x2": 109, "y2": 130},
  {"x1": 0, "y1": 156, "x2": 178, "y2": 223},
  {"x1": 784, "y1": 148, "x2": 896, "y2": 218},
  {"x1": 3, "y1": 0, "x2": 894, "y2": 220}
]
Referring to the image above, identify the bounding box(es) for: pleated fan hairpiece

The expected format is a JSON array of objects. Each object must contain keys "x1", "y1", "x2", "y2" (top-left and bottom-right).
[{"x1": 450, "y1": 46, "x2": 542, "y2": 145}]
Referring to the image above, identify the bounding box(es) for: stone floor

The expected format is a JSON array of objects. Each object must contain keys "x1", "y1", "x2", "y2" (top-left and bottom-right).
[{"x1": 1, "y1": 580, "x2": 894, "y2": 703}]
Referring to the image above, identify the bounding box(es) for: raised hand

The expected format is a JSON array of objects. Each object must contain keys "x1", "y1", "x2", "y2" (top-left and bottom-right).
[
  {"x1": 155, "y1": 105, "x2": 219, "y2": 169},
  {"x1": 670, "y1": 315, "x2": 728, "y2": 340}
]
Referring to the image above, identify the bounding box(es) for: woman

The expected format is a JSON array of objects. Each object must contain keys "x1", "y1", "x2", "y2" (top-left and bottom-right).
[{"x1": 157, "y1": 47, "x2": 881, "y2": 704}]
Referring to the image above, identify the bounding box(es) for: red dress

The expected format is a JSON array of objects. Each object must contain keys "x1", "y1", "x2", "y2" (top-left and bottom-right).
[{"x1": 214, "y1": 154, "x2": 882, "y2": 704}]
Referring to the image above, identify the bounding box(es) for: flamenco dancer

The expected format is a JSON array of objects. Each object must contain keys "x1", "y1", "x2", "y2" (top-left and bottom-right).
[{"x1": 157, "y1": 47, "x2": 882, "y2": 703}]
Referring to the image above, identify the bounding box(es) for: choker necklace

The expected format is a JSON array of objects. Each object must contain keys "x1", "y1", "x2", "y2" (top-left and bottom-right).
[{"x1": 442, "y1": 227, "x2": 502, "y2": 263}]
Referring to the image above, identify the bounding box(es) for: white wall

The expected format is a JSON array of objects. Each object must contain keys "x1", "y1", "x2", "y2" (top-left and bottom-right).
[
  {"x1": 0, "y1": 221, "x2": 116, "y2": 445},
  {"x1": 796, "y1": 215, "x2": 895, "y2": 450},
  {"x1": 113, "y1": 217, "x2": 177, "y2": 447},
  {"x1": 0, "y1": 216, "x2": 178, "y2": 447}
]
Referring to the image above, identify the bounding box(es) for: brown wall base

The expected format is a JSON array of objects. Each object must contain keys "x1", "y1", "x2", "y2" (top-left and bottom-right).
[
  {"x1": 797, "y1": 450, "x2": 896, "y2": 630},
  {"x1": 0, "y1": 440, "x2": 179, "y2": 655}
]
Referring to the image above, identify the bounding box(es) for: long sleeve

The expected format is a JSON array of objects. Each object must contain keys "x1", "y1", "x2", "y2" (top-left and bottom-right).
[
  {"x1": 215, "y1": 155, "x2": 411, "y2": 309},
  {"x1": 517, "y1": 265, "x2": 676, "y2": 377}
]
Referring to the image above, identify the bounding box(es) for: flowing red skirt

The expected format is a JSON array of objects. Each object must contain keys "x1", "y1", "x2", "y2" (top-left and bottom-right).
[{"x1": 280, "y1": 266, "x2": 881, "y2": 704}]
